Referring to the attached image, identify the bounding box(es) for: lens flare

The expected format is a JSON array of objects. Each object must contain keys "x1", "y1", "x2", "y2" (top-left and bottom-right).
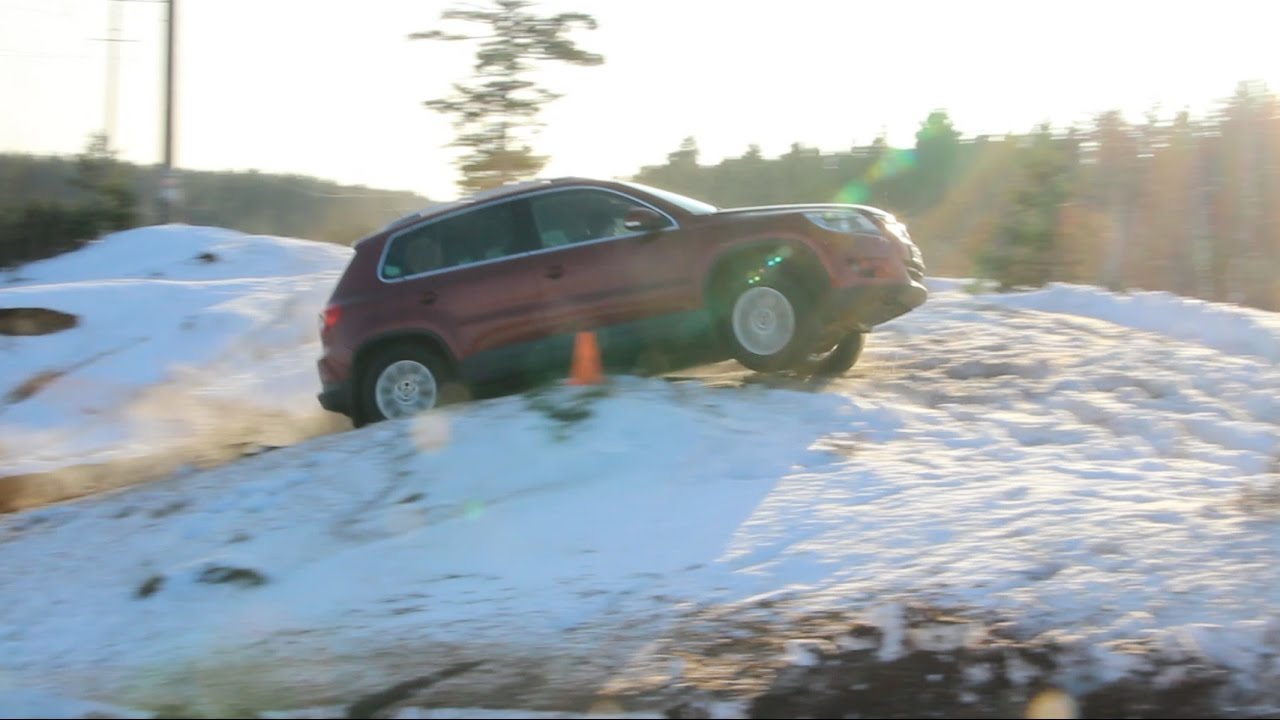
[{"x1": 832, "y1": 148, "x2": 915, "y2": 204}]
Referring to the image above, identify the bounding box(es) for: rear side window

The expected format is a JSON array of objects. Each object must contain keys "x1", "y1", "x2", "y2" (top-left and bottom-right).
[
  {"x1": 381, "y1": 203, "x2": 523, "y2": 280},
  {"x1": 529, "y1": 189, "x2": 673, "y2": 249}
]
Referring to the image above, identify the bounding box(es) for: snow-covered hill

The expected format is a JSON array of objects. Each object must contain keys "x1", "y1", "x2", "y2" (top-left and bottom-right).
[
  {"x1": 0, "y1": 225, "x2": 352, "y2": 493},
  {"x1": 2, "y1": 245, "x2": 1277, "y2": 717}
]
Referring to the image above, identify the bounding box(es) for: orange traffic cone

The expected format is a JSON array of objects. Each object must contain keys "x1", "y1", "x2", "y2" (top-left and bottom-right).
[{"x1": 568, "y1": 330, "x2": 604, "y2": 385}]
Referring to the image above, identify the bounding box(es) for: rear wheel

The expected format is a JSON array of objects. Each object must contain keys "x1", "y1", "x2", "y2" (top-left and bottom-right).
[
  {"x1": 357, "y1": 342, "x2": 465, "y2": 425},
  {"x1": 811, "y1": 331, "x2": 866, "y2": 376},
  {"x1": 719, "y1": 276, "x2": 821, "y2": 373}
]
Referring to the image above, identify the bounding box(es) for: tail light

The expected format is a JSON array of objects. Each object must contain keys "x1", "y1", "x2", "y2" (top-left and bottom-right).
[{"x1": 319, "y1": 304, "x2": 341, "y2": 335}]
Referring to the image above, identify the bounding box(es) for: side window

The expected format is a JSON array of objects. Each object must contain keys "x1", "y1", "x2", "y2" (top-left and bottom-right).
[
  {"x1": 381, "y1": 202, "x2": 522, "y2": 279},
  {"x1": 529, "y1": 189, "x2": 673, "y2": 250}
]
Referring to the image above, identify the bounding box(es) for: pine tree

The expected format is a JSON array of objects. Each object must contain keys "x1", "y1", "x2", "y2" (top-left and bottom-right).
[
  {"x1": 71, "y1": 133, "x2": 137, "y2": 233},
  {"x1": 410, "y1": 0, "x2": 603, "y2": 194},
  {"x1": 912, "y1": 110, "x2": 961, "y2": 213},
  {"x1": 979, "y1": 124, "x2": 1073, "y2": 290}
]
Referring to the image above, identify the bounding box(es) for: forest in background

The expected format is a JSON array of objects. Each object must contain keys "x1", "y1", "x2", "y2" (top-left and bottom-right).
[
  {"x1": 0, "y1": 149, "x2": 428, "y2": 266},
  {"x1": 636, "y1": 81, "x2": 1279, "y2": 310}
]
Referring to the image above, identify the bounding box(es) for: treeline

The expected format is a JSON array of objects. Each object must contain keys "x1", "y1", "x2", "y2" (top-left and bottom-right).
[
  {"x1": 0, "y1": 136, "x2": 138, "y2": 268},
  {"x1": 634, "y1": 81, "x2": 1280, "y2": 311},
  {"x1": 0, "y1": 143, "x2": 429, "y2": 267}
]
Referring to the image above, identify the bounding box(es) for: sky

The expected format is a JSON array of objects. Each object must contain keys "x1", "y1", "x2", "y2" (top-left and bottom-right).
[{"x1": 1, "y1": 0, "x2": 1277, "y2": 201}]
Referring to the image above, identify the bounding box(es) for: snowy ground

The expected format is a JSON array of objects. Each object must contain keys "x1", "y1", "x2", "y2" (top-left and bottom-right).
[
  {"x1": 1, "y1": 232, "x2": 1279, "y2": 717},
  {"x1": 0, "y1": 226, "x2": 352, "y2": 508}
]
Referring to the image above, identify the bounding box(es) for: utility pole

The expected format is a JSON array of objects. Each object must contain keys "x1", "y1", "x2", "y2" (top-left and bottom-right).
[
  {"x1": 95, "y1": 0, "x2": 134, "y2": 151},
  {"x1": 158, "y1": 0, "x2": 179, "y2": 224}
]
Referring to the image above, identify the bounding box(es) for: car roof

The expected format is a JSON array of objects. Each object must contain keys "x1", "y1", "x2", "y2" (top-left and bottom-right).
[{"x1": 367, "y1": 176, "x2": 604, "y2": 242}]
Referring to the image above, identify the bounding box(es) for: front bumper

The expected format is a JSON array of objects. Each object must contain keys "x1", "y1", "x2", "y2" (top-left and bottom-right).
[{"x1": 821, "y1": 280, "x2": 928, "y2": 335}]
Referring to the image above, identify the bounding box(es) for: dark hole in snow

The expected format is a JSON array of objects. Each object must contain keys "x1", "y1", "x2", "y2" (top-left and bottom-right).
[
  {"x1": 345, "y1": 660, "x2": 486, "y2": 719},
  {"x1": 198, "y1": 565, "x2": 268, "y2": 588},
  {"x1": 0, "y1": 307, "x2": 79, "y2": 336},
  {"x1": 150, "y1": 499, "x2": 188, "y2": 518},
  {"x1": 136, "y1": 574, "x2": 164, "y2": 599},
  {"x1": 194, "y1": 251, "x2": 219, "y2": 263},
  {"x1": 238, "y1": 443, "x2": 282, "y2": 458},
  {"x1": 399, "y1": 492, "x2": 424, "y2": 504}
]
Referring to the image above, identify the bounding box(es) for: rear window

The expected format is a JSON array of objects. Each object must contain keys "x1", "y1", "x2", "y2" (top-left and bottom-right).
[{"x1": 381, "y1": 203, "x2": 522, "y2": 280}]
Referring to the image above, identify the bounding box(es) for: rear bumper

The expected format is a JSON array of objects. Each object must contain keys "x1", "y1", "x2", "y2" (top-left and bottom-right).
[
  {"x1": 317, "y1": 381, "x2": 352, "y2": 417},
  {"x1": 822, "y1": 280, "x2": 928, "y2": 334}
]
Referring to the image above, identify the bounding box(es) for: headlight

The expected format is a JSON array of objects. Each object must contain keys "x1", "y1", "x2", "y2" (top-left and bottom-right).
[
  {"x1": 883, "y1": 217, "x2": 911, "y2": 242},
  {"x1": 804, "y1": 210, "x2": 878, "y2": 235}
]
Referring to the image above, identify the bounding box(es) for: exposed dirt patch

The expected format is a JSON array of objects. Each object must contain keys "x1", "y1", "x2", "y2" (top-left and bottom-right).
[
  {"x1": 0, "y1": 407, "x2": 350, "y2": 514},
  {"x1": 0, "y1": 455, "x2": 170, "y2": 514},
  {"x1": 185, "y1": 604, "x2": 1274, "y2": 719},
  {"x1": 5, "y1": 369, "x2": 65, "y2": 404},
  {"x1": 3, "y1": 339, "x2": 146, "y2": 409},
  {"x1": 627, "y1": 607, "x2": 1270, "y2": 720},
  {"x1": 0, "y1": 307, "x2": 79, "y2": 336}
]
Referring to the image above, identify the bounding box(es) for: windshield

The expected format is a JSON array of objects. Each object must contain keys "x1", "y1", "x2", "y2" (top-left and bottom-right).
[{"x1": 619, "y1": 181, "x2": 718, "y2": 215}]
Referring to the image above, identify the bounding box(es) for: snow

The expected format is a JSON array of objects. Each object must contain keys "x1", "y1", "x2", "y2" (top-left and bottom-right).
[
  {"x1": 934, "y1": 277, "x2": 1280, "y2": 364},
  {"x1": 0, "y1": 225, "x2": 352, "y2": 478},
  {"x1": 1, "y1": 231, "x2": 1278, "y2": 715},
  {"x1": 0, "y1": 688, "x2": 151, "y2": 719},
  {"x1": 264, "y1": 708, "x2": 663, "y2": 719}
]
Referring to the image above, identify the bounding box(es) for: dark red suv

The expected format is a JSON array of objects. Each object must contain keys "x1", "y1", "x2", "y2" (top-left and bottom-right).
[{"x1": 317, "y1": 177, "x2": 926, "y2": 424}]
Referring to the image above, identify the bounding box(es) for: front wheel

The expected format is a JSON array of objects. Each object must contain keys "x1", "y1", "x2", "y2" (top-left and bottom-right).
[{"x1": 720, "y1": 277, "x2": 820, "y2": 373}]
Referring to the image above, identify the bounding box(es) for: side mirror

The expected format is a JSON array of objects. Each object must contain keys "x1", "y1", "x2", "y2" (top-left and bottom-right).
[{"x1": 623, "y1": 207, "x2": 668, "y2": 233}]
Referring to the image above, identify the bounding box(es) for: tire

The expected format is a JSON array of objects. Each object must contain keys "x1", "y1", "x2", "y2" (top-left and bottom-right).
[
  {"x1": 718, "y1": 274, "x2": 821, "y2": 373},
  {"x1": 812, "y1": 331, "x2": 866, "y2": 376},
  {"x1": 357, "y1": 342, "x2": 465, "y2": 425}
]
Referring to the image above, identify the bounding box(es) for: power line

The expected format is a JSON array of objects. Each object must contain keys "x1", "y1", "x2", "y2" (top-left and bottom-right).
[
  {"x1": 0, "y1": 50, "x2": 91, "y2": 59},
  {"x1": 0, "y1": 2, "x2": 75, "y2": 17}
]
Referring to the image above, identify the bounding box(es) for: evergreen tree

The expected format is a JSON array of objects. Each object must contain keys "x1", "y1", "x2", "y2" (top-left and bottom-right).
[
  {"x1": 71, "y1": 132, "x2": 137, "y2": 232},
  {"x1": 410, "y1": 0, "x2": 604, "y2": 194},
  {"x1": 980, "y1": 124, "x2": 1073, "y2": 290},
  {"x1": 912, "y1": 110, "x2": 961, "y2": 212}
]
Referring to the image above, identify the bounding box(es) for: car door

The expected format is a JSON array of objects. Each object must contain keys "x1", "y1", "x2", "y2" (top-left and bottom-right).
[
  {"x1": 377, "y1": 199, "x2": 550, "y2": 382},
  {"x1": 525, "y1": 186, "x2": 701, "y2": 368}
]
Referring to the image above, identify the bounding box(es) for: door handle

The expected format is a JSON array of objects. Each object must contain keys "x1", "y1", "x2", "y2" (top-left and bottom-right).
[
  {"x1": 419, "y1": 291, "x2": 437, "y2": 305},
  {"x1": 545, "y1": 265, "x2": 564, "y2": 279}
]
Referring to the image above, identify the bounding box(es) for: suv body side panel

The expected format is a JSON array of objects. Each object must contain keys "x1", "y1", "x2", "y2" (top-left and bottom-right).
[
  {"x1": 527, "y1": 226, "x2": 709, "y2": 376},
  {"x1": 537, "y1": 228, "x2": 701, "y2": 331},
  {"x1": 367, "y1": 257, "x2": 546, "y2": 359}
]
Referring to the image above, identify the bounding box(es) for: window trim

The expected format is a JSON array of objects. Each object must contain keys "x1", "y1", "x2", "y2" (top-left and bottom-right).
[{"x1": 377, "y1": 185, "x2": 680, "y2": 284}]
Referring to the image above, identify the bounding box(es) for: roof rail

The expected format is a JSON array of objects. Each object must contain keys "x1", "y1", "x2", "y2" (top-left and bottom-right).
[
  {"x1": 380, "y1": 176, "x2": 599, "y2": 232},
  {"x1": 461, "y1": 176, "x2": 595, "y2": 198}
]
